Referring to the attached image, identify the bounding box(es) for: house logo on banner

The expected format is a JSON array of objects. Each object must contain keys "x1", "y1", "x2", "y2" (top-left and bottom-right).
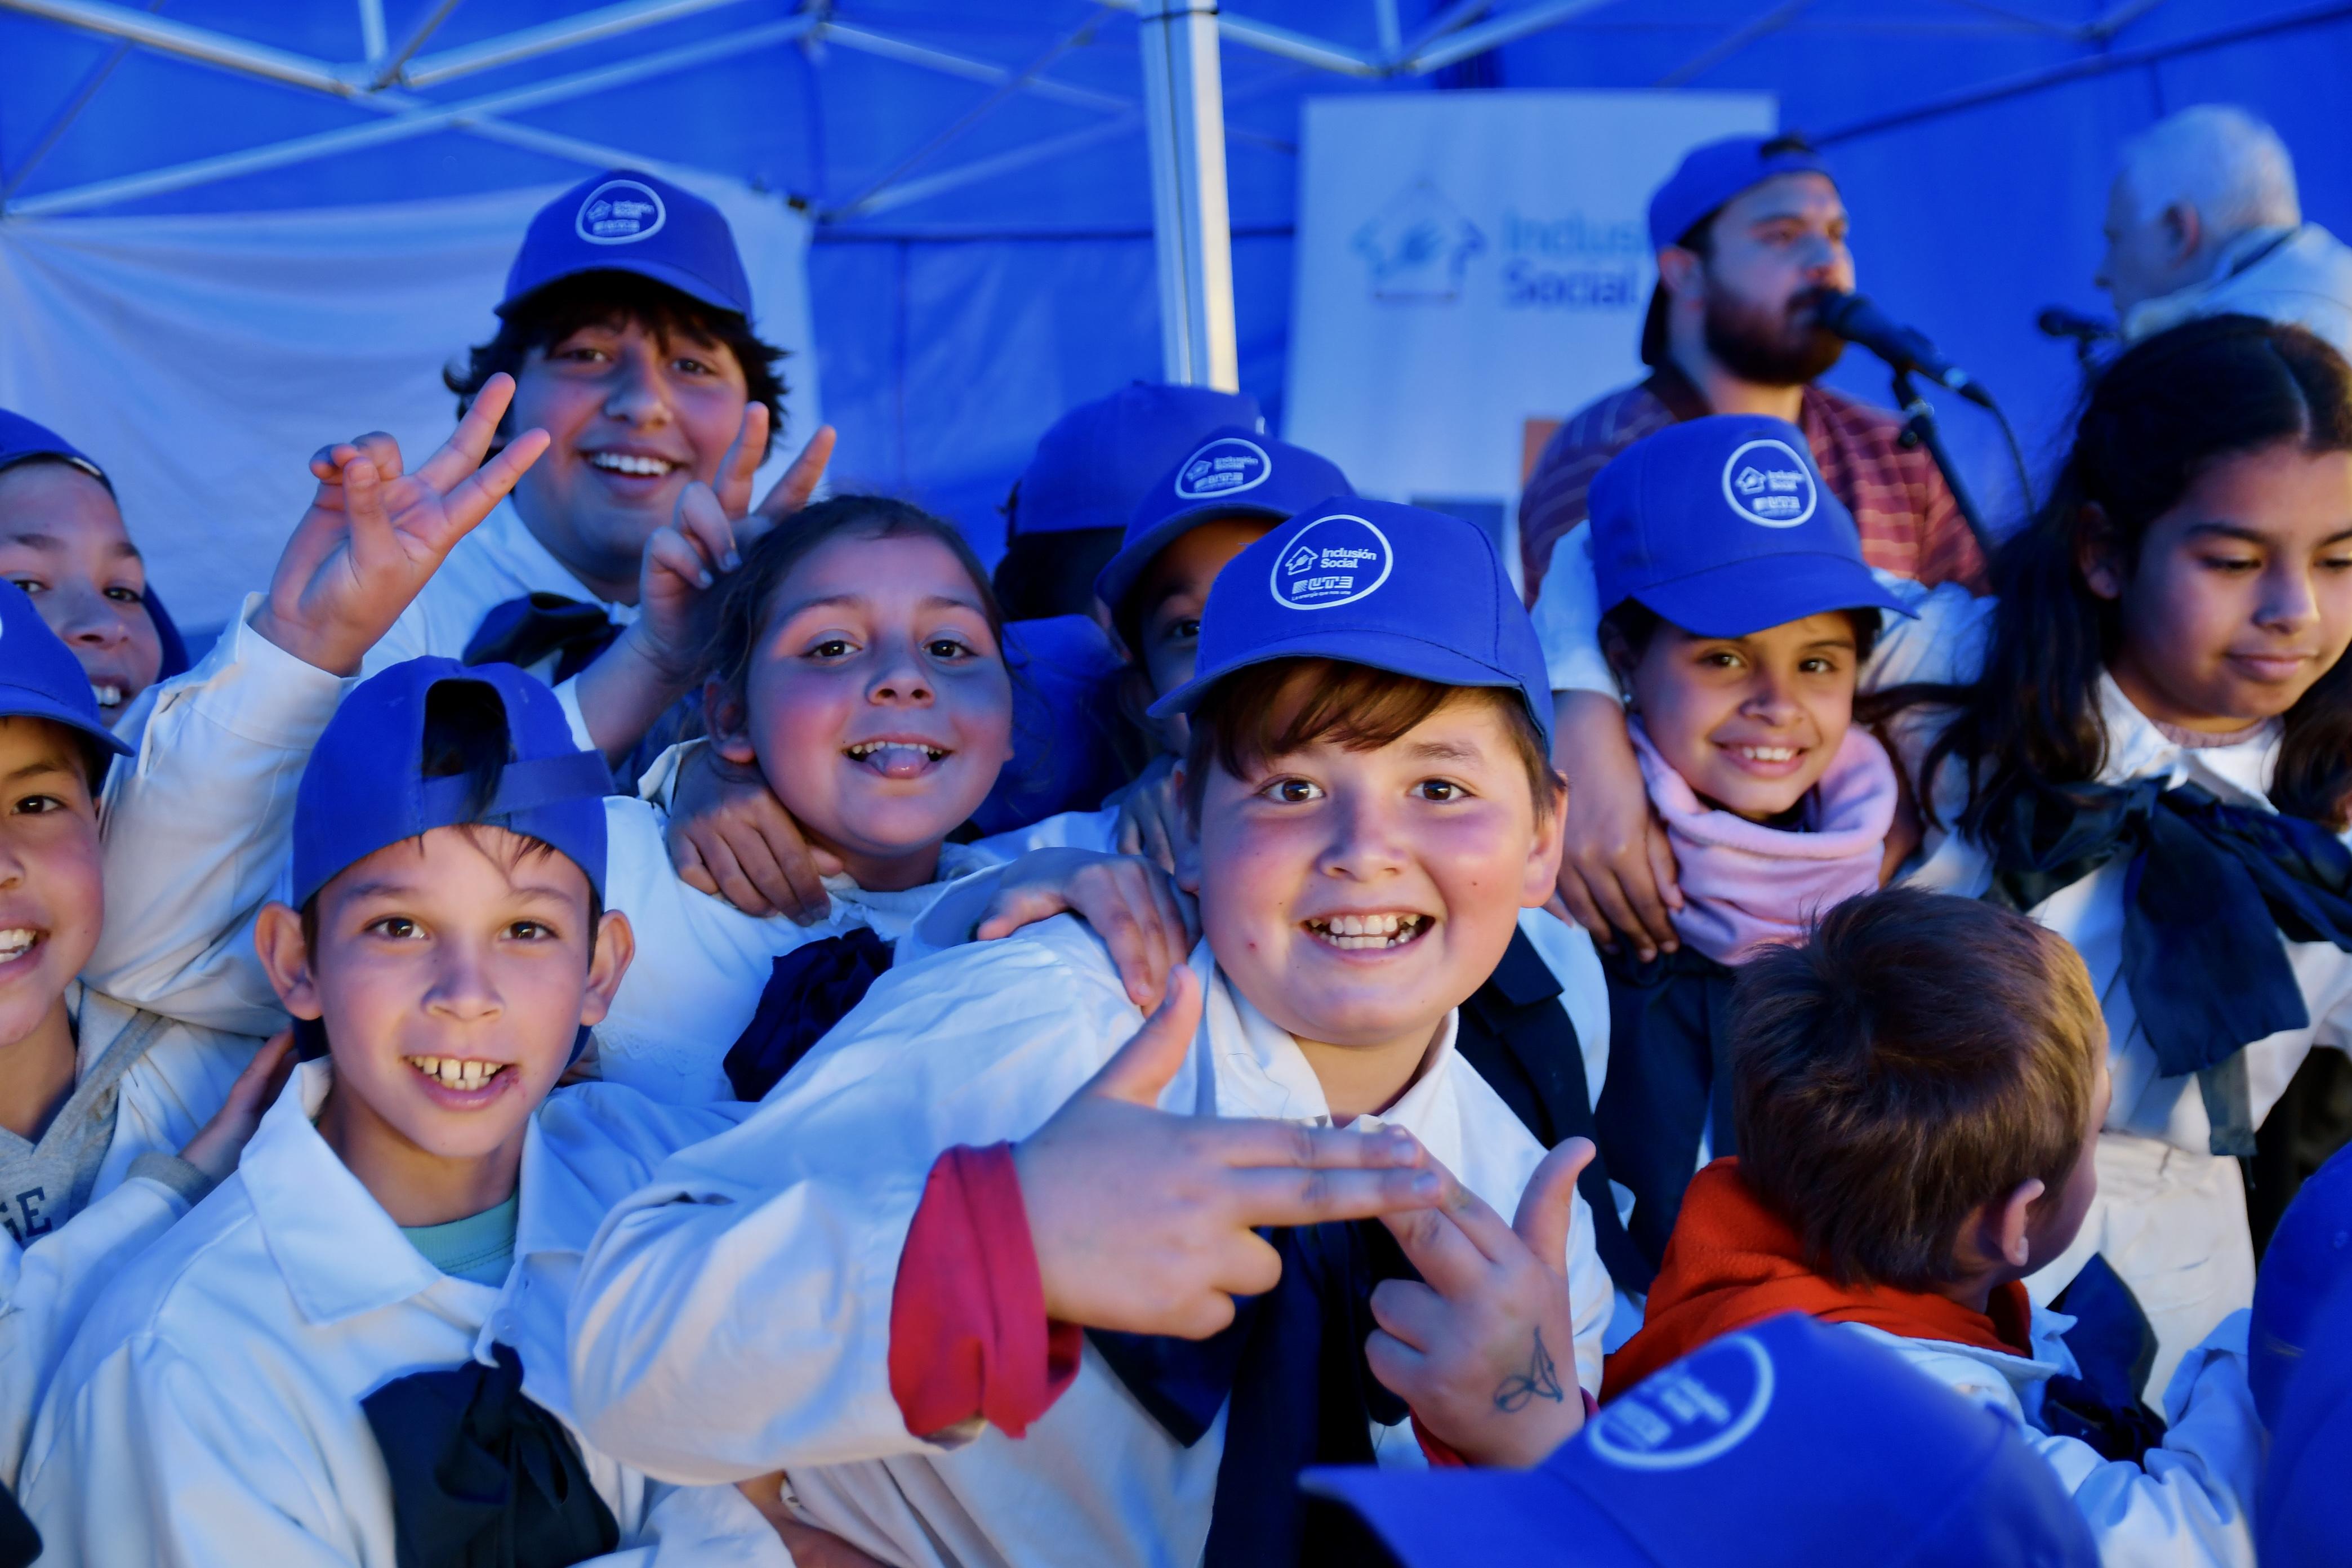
[
  {"x1": 1272, "y1": 514, "x2": 1393, "y2": 609},
  {"x1": 1351, "y1": 180, "x2": 1486, "y2": 303},
  {"x1": 577, "y1": 179, "x2": 667, "y2": 244}
]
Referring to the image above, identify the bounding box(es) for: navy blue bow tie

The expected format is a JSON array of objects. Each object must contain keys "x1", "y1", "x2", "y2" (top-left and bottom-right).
[
  {"x1": 463, "y1": 594, "x2": 623, "y2": 685},
  {"x1": 724, "y1": 928, "x2": 894, "y2": 1101}
]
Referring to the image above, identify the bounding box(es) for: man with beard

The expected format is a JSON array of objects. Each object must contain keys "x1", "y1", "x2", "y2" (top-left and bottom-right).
[
  {"x1": 1518, "y1": 133, "x2": 1987, "y2": 964},
  {"x1": 1517, "y1": 134, "x2": 1986, "y2": 604}
]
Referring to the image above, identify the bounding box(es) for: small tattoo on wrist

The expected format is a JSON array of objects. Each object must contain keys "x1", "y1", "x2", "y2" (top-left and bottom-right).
[{"x1": 1493, "y1": 1327, "x2": 1565, "y2": 1412}]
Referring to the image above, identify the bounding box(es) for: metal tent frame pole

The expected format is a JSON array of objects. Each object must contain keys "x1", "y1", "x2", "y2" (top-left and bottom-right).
[{"x1": 1136, "y1": 0, "x2": 1238, "y2": 390}]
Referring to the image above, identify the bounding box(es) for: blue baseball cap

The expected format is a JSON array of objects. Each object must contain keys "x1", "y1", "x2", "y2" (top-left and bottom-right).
[
  {"x1": 292, "y1": 658, "x2": 611, "y2": 908},
  {"x1": 1590, "y1": 415, "x2": 1910, "y2": 640},
  {"x1": 0, "y1": 579, "x2": 131, "y2": 759},
  {"x1": 2252, "y1": 1144, "x2": 2352, "y2": 1427},
  {"x1": 1306, "y1": 1312, "x2": 2097, "y2": 1568},
  {"x1": 1649, "y1": 133, "x2": 1836, "y2": 251},
  {"x1": 1150, "y1": 497, "x2": 1553, "y2": 750},
  {"x1": 1094, "y1": 427, "x2": 1352, "y2": 616},
  {"x1": 499, "y1": 168, "x2": 752, "y2": 319},
  {"x1": 0, "y1": 408, "x2": 109, "y2": 491},
  {"x1": 2262, "y1": 1271, "x2": 2352, "y2": 1567},
  {"x1": 1012, "y1": 382, "x2": 1263, "y2": 537}
]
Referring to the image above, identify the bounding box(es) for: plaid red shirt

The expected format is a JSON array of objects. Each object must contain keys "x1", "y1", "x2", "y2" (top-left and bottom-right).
[{"x1": 1516, "y1": 364, "x2": 1989, "y2": 604}]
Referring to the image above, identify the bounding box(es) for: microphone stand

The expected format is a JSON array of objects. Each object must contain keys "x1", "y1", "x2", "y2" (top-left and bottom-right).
[{"x1": 1890, "y1": 367, "x2": 1998, "y2": 563}]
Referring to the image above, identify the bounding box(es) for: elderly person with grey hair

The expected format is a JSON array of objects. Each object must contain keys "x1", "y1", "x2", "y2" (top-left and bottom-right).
[{"x1": 2098, "y1": 103, "x2": 2352, "y2": 356}]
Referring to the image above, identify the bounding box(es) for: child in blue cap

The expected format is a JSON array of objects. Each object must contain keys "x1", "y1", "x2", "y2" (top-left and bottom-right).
[
  {"x1": 0, "y1": 582, "x2": 295, "y2": 1486},
  {"x1": 1569, "y1": 413, "x2": 1928, "y2": 1310},
  {"x1": 0, "y1": 409, "x2": 188, "y2": 726},
  {"x1": 564, "y1": 498, "x2": 1615, "y2": 1568},
  {"x1": 12, "y1": 398, "x2": 844, "y2": 1560}
]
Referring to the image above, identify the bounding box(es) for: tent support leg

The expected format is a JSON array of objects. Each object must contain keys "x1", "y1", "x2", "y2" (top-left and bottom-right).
[{"x1": 1137, "y1": 0, "x2": 1238, "y2": 390}]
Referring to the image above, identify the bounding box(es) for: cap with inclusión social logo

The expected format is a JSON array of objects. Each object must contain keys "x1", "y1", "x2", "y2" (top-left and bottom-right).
[
  {"x1": 1589, "y1": 414, "x2": 1910, "y2": 640},
  {"x1": 0, "y1": 578, "x2": 132, "y2": 759},
  {"x1": 1305, "y1": 1311, "x2": 2098, "y2": 1568},
  {"x1": 498, "y1": 168, "x2": 753, "y2": 318},
  {"x1": 1013, "y1": 382, "x2": 1263, "y2": 537},
  {"x1": 2252, "y1": 1142, "x2": 2352, "y2": 1428},
  {"x1": 1094, "y1": 427, "x2": 1353, "y2": 614},
  {"x1": 0, "y1": 408, "x2": 110, "y2": 490},
  {"x1": 1149, "y1": 497, "x2": 1552, "y2": 749},
  {"x1": 291, "y1": 658, "x2": 612, "y2": 908}
]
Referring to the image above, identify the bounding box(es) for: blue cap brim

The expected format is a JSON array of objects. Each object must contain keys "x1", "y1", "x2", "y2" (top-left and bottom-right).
[
  {"x1": 1149, "y1": 628, "x2": 1536, "y2": 727},
  {"x1": 1096, "y1": 501, "x2": 1294, "y2": 617},
  {"x1": 1302, "y1": 1465, "x2": 1649, "y2": 1568},
  {"x1": 1627, "y1": 552, "x2": 1914, "y2": 640},
  {"x1": 0, "y1": 687, "x2": 131, "y2": 756},
  {"x1": 498, "y1": 257, "x2": 749, "y2": 318}
]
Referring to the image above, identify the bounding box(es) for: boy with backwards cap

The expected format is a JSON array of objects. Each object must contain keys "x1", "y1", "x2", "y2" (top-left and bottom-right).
[
  {"x1": 16, "y1": 383, "x2": 822, "y2": 1565},
  {"x1": 564, "y1": 498, "x2": 1614, "y2": 1568}
]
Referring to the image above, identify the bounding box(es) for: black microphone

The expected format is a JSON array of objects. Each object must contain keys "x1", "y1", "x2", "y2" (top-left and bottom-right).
[
  {"x1": 1814, "y1": 290, "x2": 1994, "y2": 408},
  {"x1": 2036, "y1": 305, "x2": 2115, "y2": 344}
]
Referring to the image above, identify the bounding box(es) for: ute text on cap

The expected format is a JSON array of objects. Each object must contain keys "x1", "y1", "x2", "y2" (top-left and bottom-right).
[
  {"x1": 1586, "y1": 1331, "x2": 1777, "y2": 1471},
  {"x1": 1270, "y1": 514, "x2": 1394, "y2": 611},
  {"x1": 1720, "y1": 438, "x2": 1818, "y2": 528},
  {"x1": 1176, "y1": 436, "x2": 1273, "y2": 500},
  {"x1": 577, "y1": 178, "x2": 667, "y2": 244}
]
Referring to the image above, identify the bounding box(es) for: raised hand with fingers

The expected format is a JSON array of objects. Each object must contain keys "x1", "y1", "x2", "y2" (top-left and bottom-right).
[
  {"x1": 1014, "y1": 968, "x2": 1445, "y2": 1339},
  {"x1": 256, "y1": 373, "x2": 550, "y2": 676},
  {"x1": 973, "y1": 848, "x2": 1197, "y2": 1010},
  {"x1": 177, "y1": 1030, "x2": 301, "y2": 1185},
  {"x1": 1366, "y1": 1137, "x2": 1594, "y2": 1467}
]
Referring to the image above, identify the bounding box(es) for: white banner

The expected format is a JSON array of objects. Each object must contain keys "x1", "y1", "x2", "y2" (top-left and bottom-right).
[
  {"x1": 0, "y1": 180, "x2": 819, "y2": 633},
  {"x1": 1285, "y1": 90, "x2": 1775, "y2": 555}
]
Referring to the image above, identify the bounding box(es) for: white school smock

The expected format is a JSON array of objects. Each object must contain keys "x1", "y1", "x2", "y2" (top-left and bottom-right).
[
  {"x1": 592, "y1": 796, "x2": 995, "y2": 1103},
  {"x1": 19, "y1": 1061, "x2": 786, "y2": 1568},
  {"x1": 968, "y1": 802, "x2": 1121, "y2": 863},
  {"x1": 567, "y1": 913, "x2": 1614, "y2": 1568},
  {"x1": 363, "y1": 498, "x2": 636, "y2": 678},
  {"x1": 1846, "y1": 1308, "x2": 2259, "y2": 1568}
]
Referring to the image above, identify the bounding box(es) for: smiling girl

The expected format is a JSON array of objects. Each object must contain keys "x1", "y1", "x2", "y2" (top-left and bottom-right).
[{"x1": 1895, "y1": 314, "x2": 2352, "y2": 1396}]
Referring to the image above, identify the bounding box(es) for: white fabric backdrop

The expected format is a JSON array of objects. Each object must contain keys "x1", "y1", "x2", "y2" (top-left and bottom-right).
[
  {"x1": 0, "y1": 180, "x2": 819, "y2": 634},
  {"x1": 1285, "y1": 91, "x2": 1774, "y2": 525}
]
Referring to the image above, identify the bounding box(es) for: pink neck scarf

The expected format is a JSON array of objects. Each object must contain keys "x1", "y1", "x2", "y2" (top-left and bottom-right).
[{"x1": 1629, "y1": 718, "x2": 1897, "y2": 966}]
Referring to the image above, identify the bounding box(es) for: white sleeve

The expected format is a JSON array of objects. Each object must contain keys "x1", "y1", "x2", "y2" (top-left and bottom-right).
[
  {"x1": 570, "y1": 932, "x2": 1138, "y2": 1481},
  {"x1": 1527, "y1": 527, "x2": 1617, "y2": 698},
  {"x1": 967, "y1": 805, "x2": 1122, "y2": 866},
  {"x1": 1861, "y1": 572, "x2": 1997, "y2": 693},
  {"x1": 0, "y1": 1176, "x2": 189, "y2": 1489},
  {"x1": 594, "y1": 1482, "x2": 794, "y2": 1568},
  {"x1": 22, "y1": 1335, "x2": 364, "y2": 1567},
  {"x1": 84, "y1": 600, "x2": 352, "y2": 1036}
]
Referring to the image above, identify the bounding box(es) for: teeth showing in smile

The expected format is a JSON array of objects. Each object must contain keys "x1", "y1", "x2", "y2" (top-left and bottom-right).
[
  {"x1": 587, "y1": 452, "x2": 675, "y2": 477},
  {"x1": 90, "y1": 683, "x2": 123, "y2": 709},
  {"x1": 1734, "y1": 745, "x2": 1799, "y2": 763},
  {"x1": 406, "y1": 1055, "x2": 508, "y2": 1092},
  {"x1": 0, "y1": 928, "x2": 35, "y2": 962},
  {"x1": 1306, "y1": 913, "x2": 1430, "y2": 950},
  {"x1": 845, "y1": 741, "x2": 947, "y2": 762}
]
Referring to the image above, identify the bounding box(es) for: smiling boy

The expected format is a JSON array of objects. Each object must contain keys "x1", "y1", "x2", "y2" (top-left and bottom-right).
[
  {"x1": 566, "y1": 499, "x2": 1614, "y2": 1568},
  {"x1": 360, "y1": 168, "x2": 831, "y2": 686}
]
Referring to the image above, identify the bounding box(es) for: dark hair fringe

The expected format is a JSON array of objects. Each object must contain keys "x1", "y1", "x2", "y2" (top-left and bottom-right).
[
  {"x1": 1873, "y1": 315, "x2": 2352, "y2": 835},
  {"x1": 445, "y1": 271, "x2": 789, "y2": 458}
]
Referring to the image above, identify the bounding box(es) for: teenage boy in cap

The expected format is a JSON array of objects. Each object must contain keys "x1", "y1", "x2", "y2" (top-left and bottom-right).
[
  {"x1": 0, "y1": 583, "x2": 296, "y2": 1485},
  {"x1": 1306, "y1": 1309, "x2": 2100, "y2": 1568},
  {"x1": 355, "y1": 167, "x2": 835, "y2": 684},
  {"x1": 565, "y1": 498, "x2": 1614, "y2": 1568},
  {"x1": 1521, "y1": 132, "x2": 1988, "y2": 964},
  {"x1": 0, "y1": 409, "x2": 189, "y2": 728},
  {"x1": 1607, "y1": 888, "x2": 2261, "y2": 1566},
  {"x1": 979, "y1": 425, "x2": 1353, "y2": 868}
]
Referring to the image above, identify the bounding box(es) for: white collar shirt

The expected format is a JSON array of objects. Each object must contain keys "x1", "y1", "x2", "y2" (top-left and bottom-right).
[
  {"x1": 20, "y1": 1061, "x2": 782, "y2": 1567},
  {"x1": 364, "y1": 498, "x2": 638, "y2": 677},
  {"x1": 568, "y1": 913, "x2": 1614, "y2": 1568},
  {"x1": 2124, "y1": 222, "x2": 2352, "y2": 362}
]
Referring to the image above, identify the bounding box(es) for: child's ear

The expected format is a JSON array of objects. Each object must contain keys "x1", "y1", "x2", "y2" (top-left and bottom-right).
[
  {"x1": 1520, "y1": 777, "x2": 1570, "y2": 908},
  {"x1": 253, "y1": 902, "x2": 323, "y2": 1020},
  {"x1": 701, "y1": 677, "x2": 760, "y2": 768},
  {"x1": 2075, "y1": 502, "x2": 2127, "y2": 602},
  {"x1": 576, "y1": 910, "x2": 636, "y2": 1029},
  {"x1": 1972, "y1": 1177, "x2": 2047, "y2": 1271}
]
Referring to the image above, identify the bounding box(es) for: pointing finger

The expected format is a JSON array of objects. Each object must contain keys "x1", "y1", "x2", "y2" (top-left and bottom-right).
[
  {"x1": 439, "y1": 427, "x2": 549, "y2": 537},
  {"x1": 1512, "y1": 1137, "x2": 1592, "y2": 1281},
  {"x1": 418, "y1": 372, "x2": 516, "y2": 491},
  {"x1": 752, "y1": 424, "x2": 836, "y2": 524},
  {"x1": 1081, "y1": 966, "x2": 1200, "y2": 1108},
  {"x1": 714, "y1": 403, "x2": 770, "y2": 518}
]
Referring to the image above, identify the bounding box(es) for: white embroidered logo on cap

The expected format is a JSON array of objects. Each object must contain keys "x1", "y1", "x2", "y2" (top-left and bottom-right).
[
  {"x1": 577, "y1": 179, "x2": 667, "y2": 246},
  {"x1": 1269, "y1": 514, "x2": 1393, "y2": 611},
  {"x1": 1175, "y1": 436, "x2": 1273, "y2": 501},
  {"x1": 1721, "y1": 438, "x2": 1817, "y2": 529},
  {"x1": 1586, "y1": 1331, "x2": 1776, "y2": 1472}
]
